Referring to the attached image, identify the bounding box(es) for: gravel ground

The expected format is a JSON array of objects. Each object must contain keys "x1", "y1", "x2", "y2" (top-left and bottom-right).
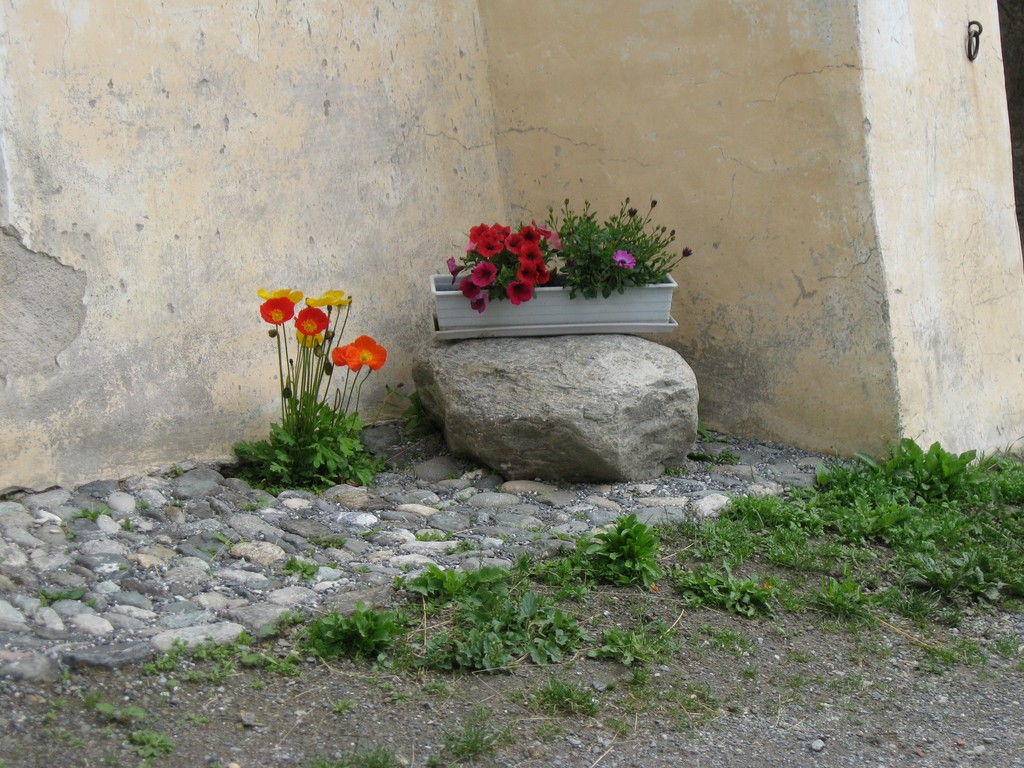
[
  {"x1": 2, "y1": 429, "x2": 1023, "y2": 768},
  {"x1": 3, "y1": 595, "x2": 1022, "y2": 768}
]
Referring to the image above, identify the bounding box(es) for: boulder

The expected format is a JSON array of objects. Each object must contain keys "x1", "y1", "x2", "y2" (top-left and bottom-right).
[{"x1": 412, "y1": 335, "x2": 698, "y2": 482}]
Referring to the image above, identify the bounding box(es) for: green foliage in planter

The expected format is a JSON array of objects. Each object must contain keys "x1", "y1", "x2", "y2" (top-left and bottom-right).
[{"x1": 548, "y1": 198, "x2": 690, "y2": 299}]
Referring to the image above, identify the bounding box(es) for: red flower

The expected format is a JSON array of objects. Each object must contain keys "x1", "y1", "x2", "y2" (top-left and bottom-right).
[
  {"x1": 475, "y1": 233, "x2": 504, "y2": 258},
  {"x1": 471, "y1": 261, "x2": 498, "y2": 287},
  {"x1": 335, "y1": 335, "x2": 388, "y2": 372},
  {"x1": 534, "y1": 263, "x2": 552, "y2": 285},
  {"x1": 468, "y1": 223, "x2": 491, "y2": 243},
  {"x1": 294, "y1": 306, "x2": 329, "y2": 336},
  {"x1": 491, "y1": 223, "x2": 511, "y2": 238},
  {"x1": 460, "y1": 277, "x2": 481, "y2": 299},
  {"x1": 519, "y1": 240, "x2": 543, "y2": 261},
  {"x1": 470, "y1": 294, "x2": 488, "y2": 313},
  {"x1": 517, "y1": 259, "x2": 541, "y2": 284},
  {"x1": 504, "y1": 233, "x2": 525, "y2": 255},
  {"x1": 519, "y1": 225, "x2": 542, "y2": 246},
  {"x1": 260, "y1": 296, "x2": 296, "y2": 325},
  {"x1": 507, "y1": 280, "x2": 534, "y2": 305}
]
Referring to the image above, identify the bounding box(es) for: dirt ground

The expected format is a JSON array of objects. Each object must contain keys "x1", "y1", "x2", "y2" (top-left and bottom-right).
[{"x1": 3, "y1": 582, "x2": 1022, "y2": 768}]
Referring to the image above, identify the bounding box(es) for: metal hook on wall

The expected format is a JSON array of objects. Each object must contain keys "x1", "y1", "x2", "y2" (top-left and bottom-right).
[{"x1": 967, "y1": 20, "x2": 983, "y2": 61}]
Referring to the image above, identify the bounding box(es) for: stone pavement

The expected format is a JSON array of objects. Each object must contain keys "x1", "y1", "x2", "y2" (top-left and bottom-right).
[{"x1": 0, "y1": 427, "x2": 833, "y2": 683}]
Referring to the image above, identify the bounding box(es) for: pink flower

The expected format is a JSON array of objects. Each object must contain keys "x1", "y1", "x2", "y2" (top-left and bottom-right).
[
  {"x1": 471, "y1": 261, "x2": 498, "y2": 287},
  {"x1": 533, "y1": 222, "x2": 563, "y2": 251},
  {"x1": 612, "y1": 250, "x2": 636, "y2": 269},
  {"x1": 460, "y1": 278, "x2": 481, "y2": 299},
  {"x1": 447, "y1": 257, "x2": 461, "y2": 283},
  {"x1": 470, "y1": 294, "x2": 488, "y2": 313}
]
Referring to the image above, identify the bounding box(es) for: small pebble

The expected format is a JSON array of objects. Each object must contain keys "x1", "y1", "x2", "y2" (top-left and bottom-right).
[{"x1": 810, "y1": 739, "x2": 825, "y2": 753}]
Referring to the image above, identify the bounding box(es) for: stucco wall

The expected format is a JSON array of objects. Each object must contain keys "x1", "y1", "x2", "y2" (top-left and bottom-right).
[
  {"x1": 4, "y1": 0, "x2": 1022, "y2": 491},
  {"x1": 0, "y1": 1, "x2": 506, "y2": 491},
  {"x1": 860, "y1": 0, "x2": 1024, "y2": 453},
  {"x1": 478, "y1": 1, "x2": 901, "y2": 454}
]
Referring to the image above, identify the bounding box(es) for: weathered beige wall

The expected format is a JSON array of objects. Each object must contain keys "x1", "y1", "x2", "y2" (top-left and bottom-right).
[
  {"x1": 4, "y1": 0, "x2": 1023, "y2": 491},
  {"x1": 478, "y1": 1, "x2": 902, "y2": 454},
  {"x1": 0, "y1": 0, "x2": 506, "y2": 491},
  {"x1": 860, "y1": 0, "x2": 1024, "y2": 453}
]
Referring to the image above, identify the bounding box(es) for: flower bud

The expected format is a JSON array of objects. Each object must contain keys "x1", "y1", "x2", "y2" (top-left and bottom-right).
[
  {"x1": 282, "y1": 385, "x2": 293, "y2": 399},
  {"x1": 323, "y1": 361, "x2": 334, "y2": 375},
  {"x1": 683, "y1": 247, "x2": 693, "y2": 258},
  {"x1": 268, "y1": 328, "x2": 278, "y2": 338},
  {"x1": 650, "y1": 199, "x2": 658, "y2": 208},
  {"x1": 325, "y1": 330, "x2": 335, "y2": 341}
]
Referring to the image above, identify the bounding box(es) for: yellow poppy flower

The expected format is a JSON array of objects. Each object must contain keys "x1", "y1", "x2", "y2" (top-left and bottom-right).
[
  {"x1": 306, "y1": 290, "x2": 349, "y2": 308},
  {"x1": 295, "y1": 331, "x2": 325, "y2": 348},
  {"x1": 258, "y1": 288, "x2": 303, "y2": 303}
]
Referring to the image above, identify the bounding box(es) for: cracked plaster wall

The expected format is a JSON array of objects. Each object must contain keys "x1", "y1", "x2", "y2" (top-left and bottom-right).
[
  {"x1": 0, "y1": 1, "x2": 505, "y2": 491},
  {"x1": 860, "y1": 0, "x2": 1024, "y2": 453},
  {"x1": 479, "y1": 1, "x2": 901, "y2": 454}
]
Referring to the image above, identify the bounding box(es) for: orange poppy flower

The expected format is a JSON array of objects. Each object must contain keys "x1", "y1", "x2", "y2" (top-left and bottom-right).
[{"x1": 333, "y1": 335, "x2": 387, "y2": 372}]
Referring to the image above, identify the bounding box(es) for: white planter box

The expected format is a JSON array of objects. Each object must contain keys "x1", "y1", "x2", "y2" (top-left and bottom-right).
[{"x1": 431, "y1": 274, "x2": 677, "y2": 339}]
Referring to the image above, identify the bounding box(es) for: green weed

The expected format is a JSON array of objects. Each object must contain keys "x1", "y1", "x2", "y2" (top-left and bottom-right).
[
  {"x1": 75, "y1": 504, "x2": 112, "y2": 522},
  {"x1": 440, "y1": 706, "x2": 509, "y2": 763},
  {"x1": 581, "y1": 514, "x2": 663, "y2": 588},
  {"x1": 301, "y1": 603, "x2": 407, "y2": 662},
  {"x1": 590, "y1": 622, "x2": 678, "y2": 666},
  {"x1": 37, "y1": 587, "x2": 87, "y2": 607},
  {"x1": 305, "y1": 745, "x2": 401, "y2": 768},
  {"x1": 809, "y1": 577, "x2": 871, "y2": 623},
  {"x1": 283, "y1": 556, "x2": 320, "y2": 581},
  {"x1": 330, "y1": 698, "x2": 356, "y2": 715},
  {"x1": 530, "y1": 677, "x2": 598, "y2": 716},
  {"x1": 126, "y1": 729, "x2": 174, "y2": 758},
  {"x1": 672, "y1": 566, "x2": 774, "y2": 618}
]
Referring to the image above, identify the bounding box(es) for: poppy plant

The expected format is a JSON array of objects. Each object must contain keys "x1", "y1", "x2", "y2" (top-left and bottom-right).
[
  {"x1": 249, "y1": 286, "x2": 387, "y2": 454},
  {"x1": 236, "y1": 285, "x2": 389, "y2": 491}
]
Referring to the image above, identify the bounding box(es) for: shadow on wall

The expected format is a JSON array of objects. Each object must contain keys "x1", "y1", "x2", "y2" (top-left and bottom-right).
[{"x1": 999, "y1": 0, "x2": 1024, "y2": 245}]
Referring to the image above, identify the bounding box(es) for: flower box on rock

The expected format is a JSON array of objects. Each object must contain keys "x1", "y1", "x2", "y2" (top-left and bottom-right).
[{"x1": 431, "y1": 274, "x2": 677, "y2": 340}]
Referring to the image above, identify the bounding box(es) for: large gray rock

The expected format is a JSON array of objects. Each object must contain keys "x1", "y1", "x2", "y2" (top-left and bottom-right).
[{"x1": 413, "y1": 335, "x2": 698, "y2": 482}]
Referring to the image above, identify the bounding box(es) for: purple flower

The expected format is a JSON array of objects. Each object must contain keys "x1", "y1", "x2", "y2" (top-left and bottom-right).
[
  {"x1": 470, "y1": 294, "x2": 488, "y2": 313},
  {"x1": 447, "y1": 257, "x2": 461, "y2": 283},
  {"x1": 612, "y1": 250, "x2": 636, "y2": 269}
]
